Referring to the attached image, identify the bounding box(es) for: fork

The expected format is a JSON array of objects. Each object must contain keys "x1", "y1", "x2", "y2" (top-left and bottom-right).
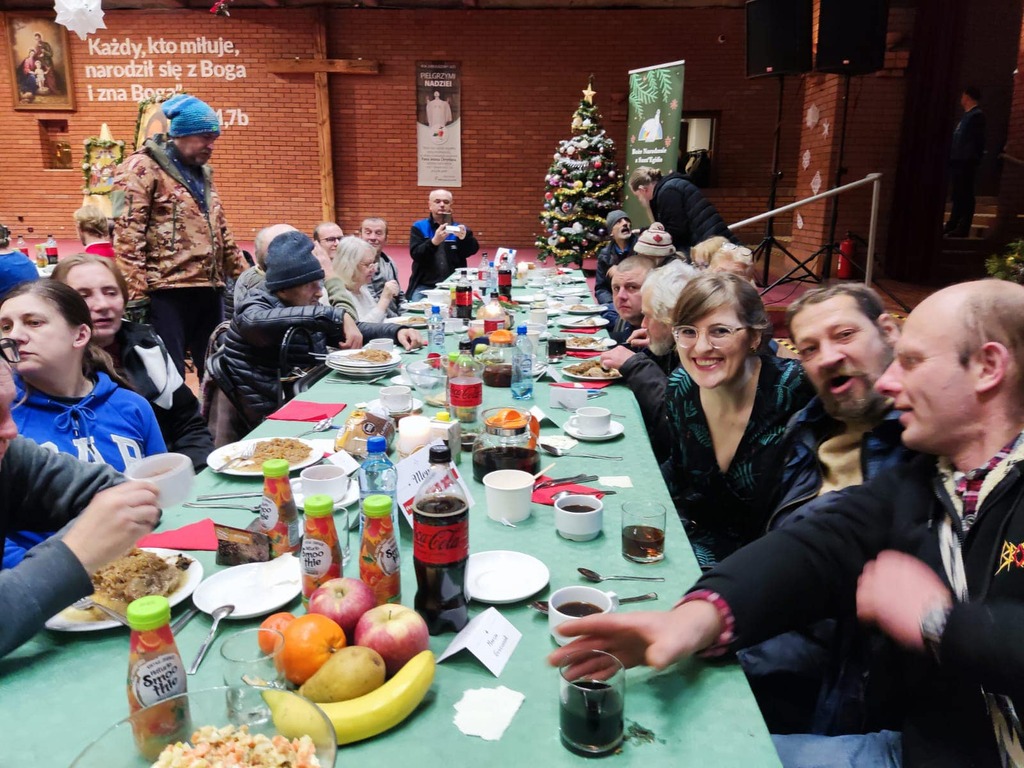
[
  {"x1": 218, "y1": 442, "x2": 256, "y2": 471},
  {"x1": 72, "y1": 597, "x2": 130, "y2": 626}
]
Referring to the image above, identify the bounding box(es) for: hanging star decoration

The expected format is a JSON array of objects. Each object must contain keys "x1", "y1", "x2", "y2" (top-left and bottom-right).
[
  {"x1": 581, "y1": 81, "x2": 596, "y2": 105},
  {"x1": 822, "y1": 119, "x2": 831, "y2": 138},
  {"x1": 210, "y1": 0, "x2": 234, "y2": 16},
  {"x1": 54, "y1": 0, "x2": 106, "y2": 40}
]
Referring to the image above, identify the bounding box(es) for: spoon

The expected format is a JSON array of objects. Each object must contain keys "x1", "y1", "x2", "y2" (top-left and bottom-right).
[
  {"x1": 551, "y1": 489, "x2": 617, "y2": 503},
  {"x1": 530, "y1": 592, "x2": 659, "y2": 614},
  {"x1": 187, "y1": 604, "x2": 234, "y2": 675},
  {"x1": 538, "y1": 441, "x2": 623, "y2": 461},
  {"x1": 578, "y1": 567, "x2": 664, "y2": 583}
]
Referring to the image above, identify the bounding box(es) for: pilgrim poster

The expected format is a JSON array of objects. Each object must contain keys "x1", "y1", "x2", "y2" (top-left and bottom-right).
[
  {"x1": 416, "y1": 61, "x2": 462, "y2": 187},
  {"x1": 7, "y1": 16, "x2": 75, "y2": 111}
]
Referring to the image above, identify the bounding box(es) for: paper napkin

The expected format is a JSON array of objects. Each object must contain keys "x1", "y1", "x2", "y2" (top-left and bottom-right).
[
  {"x1": 267, "y1": 400, "x2": 346, "y2": 422},
  {"x1": 453, "y1": 686, "x2": 525, "y2": 741},
  {"x1": 136, "y1": 518, "x2": 218, "y2": 551},
  {"x1": 566, "y1": 350, "x2": 604, "y2": 359},
  {"x1": 532, "y1": 476, "x2": 606, "y2": 506},
  {"x1": 550, "y1": 381, "x2": 615, "y2": 390}
]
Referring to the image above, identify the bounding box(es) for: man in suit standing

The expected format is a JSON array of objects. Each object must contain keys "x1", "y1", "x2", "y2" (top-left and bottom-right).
[{"x1": 944, "y1": 86, "x2": 986, "y2": 238}]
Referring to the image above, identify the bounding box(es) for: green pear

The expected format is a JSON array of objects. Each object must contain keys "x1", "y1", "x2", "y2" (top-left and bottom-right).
[{"x1": 299, "y1": 645, "x2": 387, "y2": 703}]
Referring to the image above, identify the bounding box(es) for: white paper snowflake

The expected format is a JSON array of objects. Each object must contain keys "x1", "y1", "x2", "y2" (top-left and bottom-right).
[
  {"x1": 811, "y1": 171, "x2": 822, "y2": 196},
  {"x1": 801, "y1": 150, "x2": 811, "y2": 170},
  {"x1": 796, "y1": 212, "x2": 805, "y2": 230},
  {"x1": 54, "y1": 0, "x2": 106, "y2": 40},
  {"x1": 805, "y1": 104, "x2": 819, "y2": 129},
  {"x1": 822, "y1": 120, "x2": 831, "y2": 139}
]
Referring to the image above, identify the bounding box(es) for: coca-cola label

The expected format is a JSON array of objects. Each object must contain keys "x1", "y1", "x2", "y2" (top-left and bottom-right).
[
  {"x1": 414, "y1": 522, "x2": 469, "y2": 565},
  {"x1": 450, "y1": 381, "x2": 482, "y2": 408},
  {"x1": 130, "y1": 653, "x2": 186, "y2": 707},
  {"x1": 498, "y1": 271, "x2": 512, "y2": 286},
  {"x1": 484, "y1": 319, "x2": 503, "y2": 333},
  {"x1": 456, "y1": 289, "x2": 472, "y2": 307},
  {"x1": 302, "y1": 537, "x2": 332, "y2": 577}
]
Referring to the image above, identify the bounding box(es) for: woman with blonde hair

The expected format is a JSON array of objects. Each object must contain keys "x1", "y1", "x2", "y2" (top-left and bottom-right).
[
  {"x1": 73, "y1": 204, "x2": 114, "y2": 259},
  {"x1": 325, "y1": 236, "x2": 401, "y2": 323}
]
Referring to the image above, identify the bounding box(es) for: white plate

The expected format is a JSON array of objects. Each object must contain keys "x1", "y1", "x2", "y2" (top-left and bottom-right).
[
  {"x1": 390, "y1": 316, "x2": 428, "y2": 329},
  {"x1": 401, "y1": 302, "x2": 435, "y2": 313},
  {"x1": 466, "y1": 550, "x2": 550, "y2": 604},
  {"x1": 561, "y1": 369, "x2": 622, "y2": 383},
  {"x1": 363, "y1": 398, "x2": 424, "y2": 413},
  {"x1": 558, "y1": 316, "x2": 610, "y2": 329},
  {"x1": 564, "y1": 336, "x2": 617, "y2": 351},
  {"x1": 192, "y1": 554, "x2": 302, "y2": 620},
  {"x1": 564, "y1": 419, "x2": 625, "y2": 442},
  {"x1": 208, "y1": 437, "x2": 321, "y2": 476},
  {"x1": 390, "y1": 374, "x2": 413, "y2": 386},
  {"x1": 46, "y1": 549, "x2": 203, "y2": 632},
  {"x1": 565, "y1": 304, "x2": 607, "y2": 315},
  {"x1": 327, "y1": 350, "x2": 403, "y2": 369},
  {"x1": 292, "y1": 478, "x2": 360, "y2": 510},
  {"x1": 514, "y1": 294, "x2": 541, "y2": 304}
]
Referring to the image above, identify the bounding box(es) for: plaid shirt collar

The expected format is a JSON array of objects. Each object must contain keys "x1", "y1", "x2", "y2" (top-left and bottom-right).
[{"x1": 952, "y1": 431, "x2": 1024, "y2": 534}]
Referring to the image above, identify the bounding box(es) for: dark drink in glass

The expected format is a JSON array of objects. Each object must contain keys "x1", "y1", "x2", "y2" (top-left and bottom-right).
[
  {"x1": 558, "y1": 650, "x2": 625, "y2": 756},
  {"x1": 547, "y1": 337, "x2": 567, "y2": 362},
  {"x1": 621, "y1": 525, "x2": 666, "y2": 563},
  {"x1": 471, "y1": 445, "x2": 540, "y2": 483}
]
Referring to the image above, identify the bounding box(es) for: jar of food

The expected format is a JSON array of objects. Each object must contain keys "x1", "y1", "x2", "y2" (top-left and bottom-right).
[
  {"x1": 471, "y1": 406, "x2": 540, "y2": 482},
  {"x1": 480, "y1": 330, "x2": 514, "y2": 387}
]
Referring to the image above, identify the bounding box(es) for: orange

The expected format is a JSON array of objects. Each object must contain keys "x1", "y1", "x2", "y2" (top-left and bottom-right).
[
  {"x1": 259, "y1": 612, "x2": 296, "y2": 654},
  {"x1": 280, "y1": 613, "x2": 347, "y2": 685}
]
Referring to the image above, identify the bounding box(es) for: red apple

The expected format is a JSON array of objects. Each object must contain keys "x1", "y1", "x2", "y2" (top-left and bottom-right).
[
  {"x1": 353, "y1": 604, "x2": 430, "y2": 677},
  {"x1": 308, "y1": 577, "x2": 377, "y2": 639}
]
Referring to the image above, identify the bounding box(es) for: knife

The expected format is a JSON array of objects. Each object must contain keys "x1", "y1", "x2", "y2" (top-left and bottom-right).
[{"x1": 535, "y1": 474, "x2": 598, "y2": 490}]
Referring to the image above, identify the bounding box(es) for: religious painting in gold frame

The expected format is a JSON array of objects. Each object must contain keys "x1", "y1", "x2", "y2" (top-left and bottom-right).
[{"x1": 7, "y1": 15, "x2": 75, "y2": 111}]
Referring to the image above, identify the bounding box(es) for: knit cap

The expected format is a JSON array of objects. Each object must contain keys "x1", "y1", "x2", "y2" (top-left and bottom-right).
[
  {"x1": 163, "y1": 94, "x2": 221, "y2": 138},
  {"x1": 605, "y1": 210, "x2": 630, "y2": 232},
  {"x1": 634, "y1": 222, "x2": 676, "y2": 258},
  {"x1": 264, "y1": 232, "x2": 324, "y2": 291},
  {"x1": 0, "y1": 253, "x2": 39, "y2": 301}
]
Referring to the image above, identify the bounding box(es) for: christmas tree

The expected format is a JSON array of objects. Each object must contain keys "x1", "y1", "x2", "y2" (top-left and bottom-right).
[{"x1": 536, "y1": 81, "x2": 623, "y2": 266}]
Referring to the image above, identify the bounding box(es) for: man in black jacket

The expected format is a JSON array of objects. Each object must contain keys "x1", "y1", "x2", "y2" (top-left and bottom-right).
[
  {"x1": 407, "y1": 189, "x2": 479, "y2": 299},
  {"x1": 551, "y1": 279, "x2": 1024, "y2": 768},
  {"x1": 595, "y1": 210, "x2": 636, "y2": 306},
  {"x1": 945, "y1": 86, "x2": 986, "y2": 238}
]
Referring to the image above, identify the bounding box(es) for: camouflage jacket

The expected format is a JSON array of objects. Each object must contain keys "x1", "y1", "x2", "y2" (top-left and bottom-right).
[{"x1": 112, "y1": 137, "x2": 245, "y2": 300}]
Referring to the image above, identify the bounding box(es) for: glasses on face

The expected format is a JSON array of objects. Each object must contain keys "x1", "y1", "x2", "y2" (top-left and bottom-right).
[
  {"x1": 672, "y1": 324, "x2": 747, "y2": 349},
  {"x1": 0, "y1": 338, "x2": 20, "y2": 364},
  {"x1": 321, "y1": 236, "x2": 342, "y2": 243}
]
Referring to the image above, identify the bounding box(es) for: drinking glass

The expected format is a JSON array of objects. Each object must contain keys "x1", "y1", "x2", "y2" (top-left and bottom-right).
[
  {"x1": 558, "y1": 649, "x2": 625, "y2": 755},
  {"x1": 220, "y1": 628, "x2": 285, "y2": 724},
  {"x1": 621, "y1": 500, "x2": 667, "y2": 563}
]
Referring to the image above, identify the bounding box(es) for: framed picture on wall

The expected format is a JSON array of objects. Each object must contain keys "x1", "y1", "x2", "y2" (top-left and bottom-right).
[{"x1": 7, "y1": 15, "x2": 75, "y2": 111}]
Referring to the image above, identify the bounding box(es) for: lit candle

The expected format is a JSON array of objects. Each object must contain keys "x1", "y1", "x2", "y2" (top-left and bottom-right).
[{"x1": 397, "y1": 415, "x2": 432, "y2": 458}]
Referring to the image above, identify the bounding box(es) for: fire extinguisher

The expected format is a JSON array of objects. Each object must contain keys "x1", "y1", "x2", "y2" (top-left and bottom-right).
[{"x1": 837, "y1": 233, "x2": 855, "y2": 279}]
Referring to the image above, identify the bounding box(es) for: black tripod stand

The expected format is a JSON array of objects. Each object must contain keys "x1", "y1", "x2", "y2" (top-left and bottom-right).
[{"x1": 754, "y1": 76, "x2": 822, "y2": 294}]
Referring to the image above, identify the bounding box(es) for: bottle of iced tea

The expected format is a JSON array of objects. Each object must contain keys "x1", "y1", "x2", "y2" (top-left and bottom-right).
[
  {"x1": 301, "y1": 494, "x2": 343, "y2": 604},
  {"x1": 359, "y1": 494, "x2": 401, "y2": 605},
  {"x1": 259, "y1": 459, "x2": 301, "y2": 557},
  {"x1": 126, "y1": 595, "x2": 191, "y2": 760}
]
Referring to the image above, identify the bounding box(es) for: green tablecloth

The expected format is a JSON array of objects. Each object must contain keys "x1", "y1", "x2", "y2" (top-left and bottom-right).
[{"x1": 0, "y1": 281, "x2": 780, "y2": 767}]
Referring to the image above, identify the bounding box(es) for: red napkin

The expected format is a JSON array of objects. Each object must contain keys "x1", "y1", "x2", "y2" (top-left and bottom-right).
[
  {"x1": 267, "y1": 400, "x2": 346, "y2": 422},
  {"x1": 550, "y1": 381, "x2": 615, "y2": 389},
  {"x1": 566, "y1": 350, "x2": 604, "y2": 359},
  {"x1": 564, "y1": 326, "x2": 599, "y2": 334},
  {"x1": 137, "y1": 518, "x2": 218, "y2": 551},
  {"x1": 532, "y1": 476, "x2": 605, "y2": 506}
]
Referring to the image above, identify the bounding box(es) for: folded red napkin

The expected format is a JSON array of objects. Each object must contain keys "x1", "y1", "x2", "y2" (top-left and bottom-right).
[
  {"x1": 532, "y1": 476, "x2": 605, "y2": 506},
  {"x1": 564, "y1": 326, "x2": 599, "y2": 334},
  {"x1": 550, "y1": 381, "x2": 615, "y2": 389},
  {"x1": 566, "y1": 350, "x2": 604, "y2": 359},
  {"x1": 137, "y1": 518, "x2": 218, "y2": 551},
  {"x1": 267, "y1": 400, "x2": 346, "y2": 422}
]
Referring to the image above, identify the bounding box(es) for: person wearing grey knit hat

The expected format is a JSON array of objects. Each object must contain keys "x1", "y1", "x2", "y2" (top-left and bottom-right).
[{"x1": 264, "y1": 231, "x2": 325, "y2": 300}]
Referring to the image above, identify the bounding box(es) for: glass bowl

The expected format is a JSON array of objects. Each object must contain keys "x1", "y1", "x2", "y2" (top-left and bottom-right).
[
  {"x1": 404, "y1": 359, "x2": 447, "y2": 405},
  {"x1": 70, "y1": 686, "x2": 336, "y2": 767}
]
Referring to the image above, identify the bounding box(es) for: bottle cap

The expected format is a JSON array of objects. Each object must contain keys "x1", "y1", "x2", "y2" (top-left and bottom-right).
[
  {"x1": 431, "y1": 305, "x2": 441, "y2": 314},
  {"x1": 366, "y1": 435, "x2": 387, "y2": 453},
  {"x1": 448, "y1": 352, "x2": 459, "y2": 362},
  {"x1": 305, "y1": 494, "x2": 334, "y2": 517},
  {"x1": 459, "y1": 339, "x2": 473, "y2": 351},
  {"x1": 262, "y1": 459, "x2": 289, "y2": 478},
  {"x1": 126, "y1": 595, "x2": 171, "y2": 631},
  {"x1": 363, "y1": 494, "x2": 393, "y2": 518},
  {"x1": 517, "y1": 325, "x2": 527, "y2": 334},
  {"x1": 428, "y1": 444, "x2": 452, "y2": 464},
  {"x1": 434, "y1": 412, "x2": 451, "y2": 422}
]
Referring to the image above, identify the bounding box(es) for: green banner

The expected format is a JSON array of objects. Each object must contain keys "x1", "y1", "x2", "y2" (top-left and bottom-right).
[{"x1": 624, "y1": 61, "x2": 685, "y2": 226}]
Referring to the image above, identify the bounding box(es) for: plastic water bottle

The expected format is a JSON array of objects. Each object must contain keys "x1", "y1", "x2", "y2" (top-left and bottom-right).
[
  {"x1": 358, "y1": 435, "x2": 399, "y2": 535},
  {"x1": 511, "y1": 325, "x2": 534, "y2": 400},
  {"x1": 487, "y1": 261, "x2": 497, "y2": 295},
  {"x1": 427, "y1": 305, "x2": 445, "y2": 359},
  {"x1": 478, "y1": 251, "x2": 490, "y2": 289}
]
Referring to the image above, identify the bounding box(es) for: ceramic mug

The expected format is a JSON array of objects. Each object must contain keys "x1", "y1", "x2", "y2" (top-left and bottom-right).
[
  {"x1": 299, "y1": 464, "x2": 350, "y2": 500},
  {"x1": 548, "y1": 586, "x2": 619, "y2": 645},
  {"x1": 124, "y1": 452, "x2": 195, "y2": 508},
  {"x1": 379, "y1": 384, "x2": 413, "y2": 413},
  {"x1": 553, "y1": 494, "x2": 604, "y2": 542},
  {"x1": 566, "y1": 406, "x2": 612, "y2": 437},
  {"x1": 367, "y1": 338, "x2": 394, "y2": 353}
]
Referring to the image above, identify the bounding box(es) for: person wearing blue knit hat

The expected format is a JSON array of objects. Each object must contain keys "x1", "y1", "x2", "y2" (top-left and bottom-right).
[
  {"x1": 112, "y1": 93, "x2": 244, "y2": 381},
  {"x1": 0, "y1": 225, "x2": 39, "y2": 301}
]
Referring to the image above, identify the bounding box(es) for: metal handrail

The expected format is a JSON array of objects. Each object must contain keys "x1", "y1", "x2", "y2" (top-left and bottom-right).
[{"x1": 728, "y1": 172, "x2": 883, "y2": 285}]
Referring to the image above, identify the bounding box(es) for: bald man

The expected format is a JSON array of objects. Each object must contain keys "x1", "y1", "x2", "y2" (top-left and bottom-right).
[{"x1": 407, "y1": 189, "x2": 478, "y2": 300}]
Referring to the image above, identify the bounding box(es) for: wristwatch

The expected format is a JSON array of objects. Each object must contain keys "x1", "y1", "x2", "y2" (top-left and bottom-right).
[{"x1": 919, "y1": 603, "x2": 953, "y2": 662}]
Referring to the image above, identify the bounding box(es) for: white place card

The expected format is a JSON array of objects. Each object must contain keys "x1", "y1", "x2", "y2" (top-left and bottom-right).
[
  {"x1": 529, "y1": 405, "x2": 555, "y2": 426},
  {"x1": 437, "y1": 607, "x2": 521, "y2": 676},
  {"x1": 324, "y1": 449, "x2": 361, "y2": 476},
  {"x1": 395, "y1": 439, "x2": 475, "y2": 527},
  {"x1": 549, "y1": 388, "x2": 588, "y2": 410}
]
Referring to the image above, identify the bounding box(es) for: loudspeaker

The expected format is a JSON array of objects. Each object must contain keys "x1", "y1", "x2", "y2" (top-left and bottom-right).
[
  {"x1": 816, "y1": 0, "x2": 889, "y2": 75},
  {"x1": 746, "y1": 0, "x2": 812, "y2": 78}
]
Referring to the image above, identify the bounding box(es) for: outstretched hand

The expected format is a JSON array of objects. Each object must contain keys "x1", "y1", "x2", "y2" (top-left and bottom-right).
[
  {"x1": 599, "y1": 346, "x2": 635, "y2": 371},
  {"x1": 397, "y1": 329, "x2": 425, "y2": 350}
]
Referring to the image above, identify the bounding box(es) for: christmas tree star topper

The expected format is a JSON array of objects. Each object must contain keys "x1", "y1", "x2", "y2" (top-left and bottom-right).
[{"x1": 582, "y1": 81, "x2": 596, "y2": 105}]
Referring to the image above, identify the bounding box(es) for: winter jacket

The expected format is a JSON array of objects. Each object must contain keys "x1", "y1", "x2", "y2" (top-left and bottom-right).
[
  {"x1": 695, "y1": 452, "x2": 1024, "y2": 767},
  {"x1": 650, "y1": 172, "x2": 737, "y2": 257},
  {"x1": 0, "y1": 437, "x2": 123, "y2": 657},
  {"x1": 223, "y1": 287, "x2": 401, "y2": 424},
  {"x1": 618, "y1": 348, "x2": 676, "y2": 464},
  {"x1": 595, "y1": 235, "x2": 637, "y2": 306},
  {"x1": 407, "y1": 216, "x2": 479, "y2": 295},
  {"x1": 115, "y1": 320, "x2": 214, "y2": 470},
  {"x1": 113, "y1": 137, "x2": 246, "y2": 300}
]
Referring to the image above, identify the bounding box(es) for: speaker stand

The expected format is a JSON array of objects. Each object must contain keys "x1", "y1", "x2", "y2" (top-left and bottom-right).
[{"x1": 754, "y1": 76, "x2": 823, "y2": 295}]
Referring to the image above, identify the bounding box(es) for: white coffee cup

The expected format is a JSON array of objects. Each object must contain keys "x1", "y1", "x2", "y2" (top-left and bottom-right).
[
  {"x1": 528, "y1": 308, "x2": 548, "y2": 327},
  {"x1": 367, "y1": 338, "x2": 394, "y2": 353},
  {"x1": 482, "y1": 469, "x2": 534, "y2": 524},
  {"x1": 553, "y1": 494, "x2": 604, "y2": 542},
  {"x1": 379, "y1": 384, "x2": 413, "y2": 414},
  {"x1": 299, "y1": 465, "x2": 350, "y2": 501},
  {"x1": 567, "y1": 406, "x2": 612, "y2": 437},
  {"x1": 445, "y1": 317, "x2": 466, "y2": 333},
  {"x1": 124, "y1": 452, "x2": 195, "y2": 508},
  {"x1": 548, "y1": 586, "x2": 619, "y2": 645}
]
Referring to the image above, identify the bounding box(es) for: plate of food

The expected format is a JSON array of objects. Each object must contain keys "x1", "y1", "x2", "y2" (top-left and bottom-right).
[
  {"x1": 326, "y1": 349, "x2": 402, "y2": 369},
  {"x1": 390, "y1": 315, "x2": 428, "y2": 329},
  {"x1": 46, "y1": 548, "x2": 203, "y2": 632},
  {"x1": 564, "y1": 335, "x2": 617, "y2": 351},
  {"x1": 208, "y1": 437, "x2": 320, "y2": 476},
  {"x1": 562, "y1": 360, "x2": 623, "y2": 381},
  {"x1": 558, "y1": 316, "x2": 610, "y2": 329},
  {"x1": 400, "y1": 301, "x2": 435, "y2": 313},
  {"x1": 566, "y1": 303, "x2": 607, "y2": 315}
]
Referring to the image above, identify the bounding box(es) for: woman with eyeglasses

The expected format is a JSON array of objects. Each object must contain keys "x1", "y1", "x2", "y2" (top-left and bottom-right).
[
  {"x1": 324, "y1": 236, "x2": 402, "y2": 323},
  {"x1": 664, "y1": 272, "x2": 813, "y2": 568},
  {"x1": 0, "y1": 281, "x2": 165, "y2": 567}
]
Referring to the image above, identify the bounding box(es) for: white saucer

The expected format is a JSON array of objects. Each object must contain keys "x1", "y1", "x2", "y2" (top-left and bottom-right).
[
  {"x1": 364, "y1": 398, "x2": 424, "y2": 414},
  {"x1": 466, "y1": 550, "x2": 549, "y2": 604},
  {"x1": 563, "y1": 420, "x2": 625, "y2": 442},
  {"x1": 390, "y1": 374, "x2": 413, "y2": 386},
  {"x1": 292, "y1": 478, "x2": 359, "y2": 510}
]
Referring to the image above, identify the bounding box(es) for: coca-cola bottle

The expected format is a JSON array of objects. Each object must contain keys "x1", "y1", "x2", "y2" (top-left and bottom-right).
[{"x1": 413, "y1": 444, "x2": 469, "y2": 634}]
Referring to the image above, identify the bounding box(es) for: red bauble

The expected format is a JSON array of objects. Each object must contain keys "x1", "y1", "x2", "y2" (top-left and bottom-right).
[
  {"x1": 545, "y1": 192, "x2": 553, "y2": 201},
  {"x1": 595, "y1": 161, "x2": 603, "y2": 169}
]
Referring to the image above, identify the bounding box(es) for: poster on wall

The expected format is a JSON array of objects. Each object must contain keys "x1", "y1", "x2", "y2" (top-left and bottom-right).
[
  {"x1": 7, "y1": 15, "x2": 75, "y2": 111},
  {"x1": 623, "y1": 60, "x2": 685, "y2": 226},
  {"x1": 416, "y1": 61, "x2": 462, "y2": 187}
]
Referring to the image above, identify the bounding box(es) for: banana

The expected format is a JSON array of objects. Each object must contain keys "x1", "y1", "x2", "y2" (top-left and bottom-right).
[{"x1": 265, "y1": 650, "x2": 436, "y2": 746}]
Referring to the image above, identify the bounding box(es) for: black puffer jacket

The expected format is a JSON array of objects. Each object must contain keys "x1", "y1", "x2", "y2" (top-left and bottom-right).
[
  {"x1": 223, "y1": 289, "x2": 400, "y2": 423},
  {"x1": 650, "y1": 172, "x2": 738, "y2": 256}
]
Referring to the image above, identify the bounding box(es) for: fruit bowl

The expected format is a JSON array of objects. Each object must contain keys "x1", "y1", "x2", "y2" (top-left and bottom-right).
[{"x1": 70, "y1": 687, "x2": 336, "y2": 767}]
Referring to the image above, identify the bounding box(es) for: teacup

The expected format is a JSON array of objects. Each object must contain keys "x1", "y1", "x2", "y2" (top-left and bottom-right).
[
  {"x1": 553, "y1": 494, "x2": 604, "y2": 542},
  {"x1": 445, "y1": 318, "x2": 466, "y2": 333},
  {"x1": 368, "y1": 338, "x2": 394, "y2": 353},
  {"x1": 548, "y1": 586, "x2": 619, "y2": 645},
  {"x1": 299, "y1": 465, "x2": 350, "y2": 501},
  {"x1": 379, "y1": 384, "x2": 413, "y2": 414},
  {"x1": 566, "y1": 407, "x2": 612, "y2": 437},
  {"x1": 124, "y1": 452, "x2": 195, "y2": 508},
  {"x1": 528, "y1": 309, "x2": 548, "y2": 327}
]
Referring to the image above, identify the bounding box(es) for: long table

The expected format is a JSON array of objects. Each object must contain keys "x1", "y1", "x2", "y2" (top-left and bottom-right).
[{"x1": 0, "y1": 280, "x2": 781, "y2": 767}]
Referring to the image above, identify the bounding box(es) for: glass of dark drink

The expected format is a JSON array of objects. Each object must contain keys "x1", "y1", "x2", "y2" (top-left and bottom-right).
[
  {"x1": 558, "y1": 649, "x2": 625, "y2": 756},
  {"x1": 547, "y1": 337, "x2": 567, "y2": 362},
  {"x1": 621, "y1": 501, "x2": 666, "y2": 564}
]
